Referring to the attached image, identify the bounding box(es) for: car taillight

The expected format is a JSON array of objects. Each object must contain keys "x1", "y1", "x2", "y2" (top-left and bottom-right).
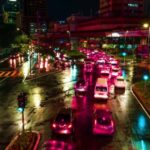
[
  {"x1": 68, "y1": 124, "x2": 72, "y2": 128},
  {"x1": 52, "y1": 123, "x2": 56, "y2": 128},
  {"x1": 94, "y1": 119, "x2": 97, "y2": 125},
  {"x1": 111, "y1": 121, "x2": 114, "y2": 127}
]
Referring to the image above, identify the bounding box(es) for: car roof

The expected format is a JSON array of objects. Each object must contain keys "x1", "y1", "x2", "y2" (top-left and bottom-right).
[
  {"x1": 117, "y1": 76, "x2": 124, "y2": 80},
  {"x1": 93, "y1": 104, "x2": 111, "y2": 112},
  {"x1": 58, "y1": 107, "x2": 72, "y2": 114}
]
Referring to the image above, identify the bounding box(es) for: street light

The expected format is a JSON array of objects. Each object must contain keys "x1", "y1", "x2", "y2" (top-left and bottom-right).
[
  {"x1": 67, "y1": 30, "x2": 71, "y2": 50},
  {"x1": 143, "y1": 23, "x2": 150, "y2": 56}
]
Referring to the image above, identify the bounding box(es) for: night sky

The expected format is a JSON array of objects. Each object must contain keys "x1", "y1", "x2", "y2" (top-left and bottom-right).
[{"x1": 48, "y1": 0, "x2": 99, "y2": 20}]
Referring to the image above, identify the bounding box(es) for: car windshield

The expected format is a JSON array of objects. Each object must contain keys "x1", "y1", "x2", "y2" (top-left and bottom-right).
[
  {"x1": 95, "y1": 110, "x2": 111, "y2": 125},
  {"x1": 96, "y1": 87, "x2": 107, "y2": 92},
  {"x1": 101, "y1": 73, "x2": 109, "y2": 77},
  {"x1": 117, "y1": 78, "x2": 124, "y2": 82},
  {"x1": 112, "y1": 69, "x2": 119, "y2": 72},
  {"x1": 97, "y1": 117, "x2": 111, "y2": 125},
  {"x1": 76, "y1": 80, "x2": 85, "y2": 86},
  {"x1": 55, "y1": 114, "x2": 71, "y2": 123}
]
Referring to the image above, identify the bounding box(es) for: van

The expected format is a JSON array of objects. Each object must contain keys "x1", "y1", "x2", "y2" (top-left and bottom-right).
[{"x1": 94, "y1": 78, "x2": 109, "y2": 100}]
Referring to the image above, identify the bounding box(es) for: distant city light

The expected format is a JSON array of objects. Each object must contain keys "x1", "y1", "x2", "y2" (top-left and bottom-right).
[
  {"x1": 143, "y1": 75, "x2": 149, "y2": 81},
  {"x1": 122, "y1": 52, "x2": 127, "y2": 57},
  {"x1": 107, "y1": 32, "x2": 120, "y2": 37},
  {"x1": 128, "y1": 3, "x2": 138, "y2": 8},
  {"x1": 9, "y1": 0, "x2": 17, "y2": 1}
]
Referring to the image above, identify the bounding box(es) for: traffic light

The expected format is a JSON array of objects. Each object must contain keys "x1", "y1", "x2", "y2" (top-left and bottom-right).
[{"x1": 17, "y1": 93, "x2": 27, "y2": 108}]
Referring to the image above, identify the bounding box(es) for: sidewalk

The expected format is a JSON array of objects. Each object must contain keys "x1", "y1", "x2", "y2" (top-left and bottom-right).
[
  {"x1": 131, "y1": 58, "x2": 150, "y2": 118},
  {"x1": 132, "y1": 83, "x2": 150, "y2": 118}
]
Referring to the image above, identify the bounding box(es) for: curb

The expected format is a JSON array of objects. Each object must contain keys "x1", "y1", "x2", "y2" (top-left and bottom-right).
[
  {"x1": 5, "y1": 131, "x2": 41, "y2": 150},
  {"x1": 130, "y1": 85, "x2": 150, "y2": 120},
  {"x1": 24, "y1": 69, "x2": 62, "y2": 82}
]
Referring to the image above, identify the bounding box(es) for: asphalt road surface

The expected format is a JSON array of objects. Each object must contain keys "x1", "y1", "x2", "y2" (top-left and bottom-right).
[{"x1": 0, "y1": 61, "x2": 150, "y2": 150}]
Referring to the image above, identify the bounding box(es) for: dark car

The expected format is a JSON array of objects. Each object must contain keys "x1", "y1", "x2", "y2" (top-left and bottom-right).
[
  {"x1": 74, "y1": 79, "x2": 88, "y2": 94},
  {"x1": 92, "y1": 105, "x2": 115, "y2": 135},
  {"x1": 51, "y1": 108, "x2": 74, "y2": 135}
]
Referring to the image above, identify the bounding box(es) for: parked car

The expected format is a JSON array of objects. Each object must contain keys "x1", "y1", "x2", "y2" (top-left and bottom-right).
[
  {"x1": 51, "y1": 108, "x2": 74, "y2": 135},
  {"x1": 92, "y1": 104, "x2": 115, "y2": 135},
  {"x1": 114, "y1": 76, "x2": 125, "y2": 89}
]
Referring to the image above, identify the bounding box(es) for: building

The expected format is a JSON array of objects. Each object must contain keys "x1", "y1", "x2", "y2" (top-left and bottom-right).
[
  {"x1": 99, "y1": 0, "x2": 144, "y2": 17},
  {"x1": 0, "y1": 0, "x2": 20, "y2": 24},
  {"x1": 144, "y1": 0, "x2": 150, "y2": 17},
  {"x1": 22, "y1": 0, "x2": 48, "y2": 34}
]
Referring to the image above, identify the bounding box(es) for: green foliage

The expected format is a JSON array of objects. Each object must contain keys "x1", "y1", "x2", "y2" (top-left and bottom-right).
[
  {"x1": 12, "y1": 34, "x2": 29, "y2": 54},
  {"x1": 37, "y1": 46, "x2": 55, "y2": 58},
  {"x1": 136, "y1": 81, "x2": 150, "y2": 99},
  {"x1": 14, "y1": 34, "x2": 29, "y2": 44},
  {"x1": 62, "y1": 49, "x2": 85, "y2": 59}
]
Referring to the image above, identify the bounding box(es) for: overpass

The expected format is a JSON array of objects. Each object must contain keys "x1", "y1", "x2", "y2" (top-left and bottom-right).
[{"x1": 31, "y1": 16, "x2": 150, "y2": 48}]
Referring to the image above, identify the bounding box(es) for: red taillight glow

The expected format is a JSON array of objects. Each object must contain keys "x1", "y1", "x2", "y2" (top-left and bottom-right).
[
  {"x1": 111, "y1": 121, "x2": 114, "y2": 127},
  {"x1": 94, "y1": 119, "x2": 97, "y2": 125},
  {"x1": 68, "y1": 124, "x2": 72, "y2": 128},
  {"x1": 52, "y1": 123, "x2": 56, "y2": 128}
]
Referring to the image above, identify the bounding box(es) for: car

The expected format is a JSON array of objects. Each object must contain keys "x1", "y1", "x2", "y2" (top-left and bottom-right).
[
  {"x1": 64, "y1": 60, "x2": 71, "y2": 67},
  {"x1": 114, "y1": 76, "x2": 125, "y2": 89},
  {"x1": 99, "y1": 69, "x2": 111, "y2": 80},
  {"x1": 92, "y1": 104, "x2": 115, "y2": 135},
  {"x1": 42, "y1": 140, "x2": 74, "y2": 150},
  {"x1": 94, "y1": 78, "x2": 109, "y2": 100},
  {"x1": 74, "y1": 79, "x2": 88, "y2": 93},
  {"x1": 51, "y1": 108, "x2": 74, "y2": 135},
  {"x1": 84, "y1": 64, "x2": 93, "y2": 73},
  {"x1": 111, "y1": 66, "x2": 122, "y2": 77}
]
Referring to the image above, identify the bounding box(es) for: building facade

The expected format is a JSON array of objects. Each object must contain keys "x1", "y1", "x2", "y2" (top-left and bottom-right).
[
  {"x1": 0, "y1": 0, "x2": 20, "y2": 24},
  {"x1": 22, "y1": 0, "x2": 48, "y2": 33},
  {"x1": 99, "y1": 0, "x2": 144, "y2": 17},
  {"x1": 144, "y1": 0, "x2": 150, "y2": 17}
]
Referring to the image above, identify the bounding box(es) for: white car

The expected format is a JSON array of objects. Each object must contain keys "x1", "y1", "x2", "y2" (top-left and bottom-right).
[
  {"x1": 114, "y1": 76, "x2": 125, "y2": 89},
  {"x1": 111, "y1": 66, "x2": 121, "y2": 77}
]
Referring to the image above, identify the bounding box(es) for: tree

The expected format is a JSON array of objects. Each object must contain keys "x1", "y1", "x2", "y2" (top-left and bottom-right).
[{"x1": 12, "y1": 34, "x2": 29, "y2": 54}]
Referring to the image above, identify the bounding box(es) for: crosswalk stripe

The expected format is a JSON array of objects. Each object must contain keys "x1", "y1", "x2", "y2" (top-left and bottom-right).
[
  {"x1": 10, "y1": 70, "x2": 18, "y2": 77},
  {"x1": 0, "y1": 71, "x2": 5, "y2": 77},
  {"x1": 0, "y1": 71, "x2": 22, "y2": 78},
  {"x1": 3, "y1": 71, "x2": 12, "y2": 77}
]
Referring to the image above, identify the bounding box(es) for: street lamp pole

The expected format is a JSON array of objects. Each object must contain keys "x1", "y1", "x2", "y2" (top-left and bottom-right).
[
  {"x1": 143, "y1": 23, "x2": 150, "y2": 57},
  {"x1": 147, "y1": 26, "x2": 150, "y2": 57},
  {"x1": 67, "y1": 30, "x2": 71, "y2": 50},
  {"x1": 29, "y1": 44, "x2": 33, "y2": 76}
]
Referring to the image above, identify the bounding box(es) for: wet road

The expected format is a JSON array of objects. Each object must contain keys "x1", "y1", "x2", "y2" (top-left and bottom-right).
[{"x1": 0, "y1": 63, "x2": 150, "y2": 150}]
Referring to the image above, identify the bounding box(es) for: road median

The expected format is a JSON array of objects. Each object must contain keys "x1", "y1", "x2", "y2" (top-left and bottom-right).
[
  {"x1": 5, "y1": 131, "x2": 40, "y2": 150},
  {"x1": 131, "y1": 82, "x2": 150, "y2": 119}
]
